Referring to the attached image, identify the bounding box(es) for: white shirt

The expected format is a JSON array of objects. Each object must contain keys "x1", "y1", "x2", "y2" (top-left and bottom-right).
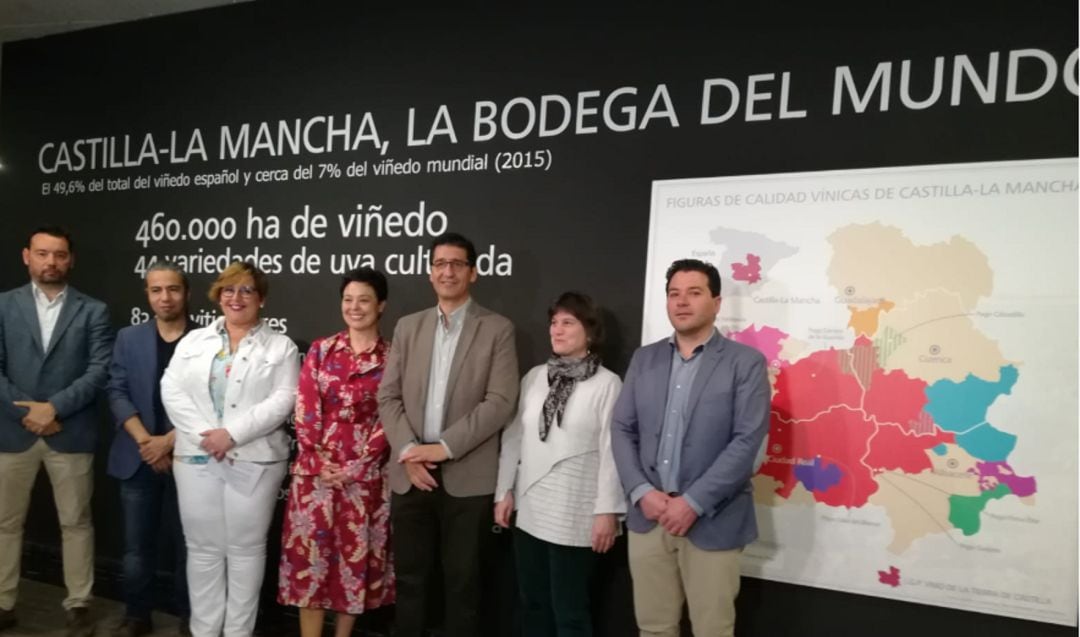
[
  {"x1": 31, "y1": 283, "x2": 66, "y2": 350},
  {"x1": 496, "y1": 363, "x2": 626, "y2": 547},
  {"x1": 421, "y1": 299, "x2": 469, "y2": 454}
]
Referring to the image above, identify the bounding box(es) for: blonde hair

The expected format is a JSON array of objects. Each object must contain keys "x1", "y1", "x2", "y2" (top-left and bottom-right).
[{"x1": 208, "y1": 261, "x2": 269, "y2": 302}]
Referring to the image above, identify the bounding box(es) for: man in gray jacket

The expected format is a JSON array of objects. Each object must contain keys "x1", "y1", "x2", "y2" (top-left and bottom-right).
[
  {"x1": 0, "y1": 227, "x2": 112, "y2": 636},
  {"x1": 611, "y1": 258, "x2": 770, "y2": 637}
]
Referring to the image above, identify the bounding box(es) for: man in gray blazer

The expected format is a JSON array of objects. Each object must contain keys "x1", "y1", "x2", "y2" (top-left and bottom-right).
[
  {"x1": 378, "y1": 232, "x2": 518, "y2": 637},
  {"x1": 611, "y1": 258, "x2": 770, "y2": 637},
  {"x1": 0, "y1": 227, "x2": 112, "y2": 636}
]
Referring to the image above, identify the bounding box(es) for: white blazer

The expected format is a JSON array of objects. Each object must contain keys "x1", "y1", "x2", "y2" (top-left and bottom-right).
[{"x1": 162, "y1": 318, "x2": 299, "y2": 461}]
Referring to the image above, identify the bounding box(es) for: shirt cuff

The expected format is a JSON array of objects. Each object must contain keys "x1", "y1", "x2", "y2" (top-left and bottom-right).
[
  {"x1": 440, "y1": 439, "x2": 455, "y2": 460},
  {"x1": 681, "y1": 493, "x2": 705, "y2": 516},
  {"x1": 630, "y1": 483, "x2": 654, "y2": 506}
]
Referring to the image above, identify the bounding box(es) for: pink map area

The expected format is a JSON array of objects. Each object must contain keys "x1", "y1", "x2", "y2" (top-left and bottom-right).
[
  {"x1": 878, "y1": 566, "x2": 901, "y2": 587},
  {"x1": 974, "y1": 461, "x2": 1037, "y2": 497},
  {"x1": 728, "y1": 324, "x2": 789, "y2": 368},
  {"x1": 730, "y1": 253, "x2": 762, "y2": 284}
]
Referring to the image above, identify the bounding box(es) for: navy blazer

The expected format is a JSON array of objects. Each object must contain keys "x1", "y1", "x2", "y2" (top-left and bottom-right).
[
  {"x1": 611, "y1": 333, "x2": 771, "y2": 551},
  {"x1": 0, "y1": 283, "x2": 113, "y2": 454},
  {"x1": 106, "y1": 320, "x2": 189, "y2": 479}
]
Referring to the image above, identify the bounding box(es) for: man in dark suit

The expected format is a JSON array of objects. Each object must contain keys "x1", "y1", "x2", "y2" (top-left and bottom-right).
[
  {"x1": 0, "y1": 226, "x2": 113, "y2": 636},
  {"x1": 611, "y1": 258, "x2": 771, "y2": 637},
  {"x1": 378, "y1": 232, "x2": 519, "y2": 637},
  {"x1": 106, "y1": 262, "x2": 194, "y2": 637}
]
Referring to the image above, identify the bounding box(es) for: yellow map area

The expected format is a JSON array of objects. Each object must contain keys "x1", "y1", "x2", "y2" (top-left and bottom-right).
[{"x1": 827, "y1": 223, "x2": 1010, "y2": 383}]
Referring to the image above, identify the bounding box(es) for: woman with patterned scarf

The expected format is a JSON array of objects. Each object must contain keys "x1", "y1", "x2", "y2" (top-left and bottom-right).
[{"x1": 494, "y1": 291, "x2": 625, "y2": 637}]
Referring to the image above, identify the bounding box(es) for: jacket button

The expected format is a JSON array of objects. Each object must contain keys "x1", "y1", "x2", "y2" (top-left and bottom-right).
[{"x1": 230, "y1": 404, "x2": 237, "y2": 408}]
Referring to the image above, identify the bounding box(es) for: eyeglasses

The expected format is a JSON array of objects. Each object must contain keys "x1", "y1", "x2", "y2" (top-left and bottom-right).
[
  {"x1": 220, "y1": 285, "x2": 256, "y2": 298},
  {"x1": 431, "y1": 259, "x2": 471, "y2": 272}
]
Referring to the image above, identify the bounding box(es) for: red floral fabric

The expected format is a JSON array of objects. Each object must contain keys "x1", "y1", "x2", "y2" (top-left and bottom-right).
[{"x1": 277, "y1": 332, "x2": 394, "y2": 613}]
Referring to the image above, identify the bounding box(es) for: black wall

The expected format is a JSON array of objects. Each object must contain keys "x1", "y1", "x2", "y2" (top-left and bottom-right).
[{"x1": 1, "y1": 5, "x2": 1076, "y2": 636}]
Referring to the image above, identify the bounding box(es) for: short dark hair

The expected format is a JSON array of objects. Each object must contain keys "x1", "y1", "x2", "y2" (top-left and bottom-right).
[
  {"x1": 430, "y1": 232, "x2": 477, "y2": 267},
  {"x1": 340, "y1": 267, "x2": 388, "y2": 302},
  {"x1": 145, "y1": 260, "x2": 190, "y2": 292},
  {"x1": 209, "y1": 261, "x2": 269, "y2": 302},
  {"x1": 548, "y1": 291, "x2": 605, "y2": 352},
  {"x1": 665, "y1": 259, "x2": 721, "y2": 297},
  {"x1": 26, "y1": 225, "x2": 73, "y2": 253}
]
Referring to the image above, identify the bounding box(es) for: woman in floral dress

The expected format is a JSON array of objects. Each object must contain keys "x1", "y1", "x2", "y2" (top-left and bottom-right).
[{"x1": 278, "y1": 268, "x2": 394, "y2": 637}]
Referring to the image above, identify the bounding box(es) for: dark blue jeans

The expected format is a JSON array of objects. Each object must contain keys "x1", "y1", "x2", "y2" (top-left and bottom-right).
[{"x1": 119, "y1": 464, "x2": 189, "y2": 622}]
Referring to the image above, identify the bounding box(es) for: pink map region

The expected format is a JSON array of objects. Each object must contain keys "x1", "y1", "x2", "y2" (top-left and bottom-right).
[
  {"x1": 730, "y1": 253, "x2": 762, "y2": 284},
  {"x1": 728, "y1": 324, "x2": 789, "y2": 368},
  {"x1": 974, "y1": 461, "x2": 1037, "y2": 497}
]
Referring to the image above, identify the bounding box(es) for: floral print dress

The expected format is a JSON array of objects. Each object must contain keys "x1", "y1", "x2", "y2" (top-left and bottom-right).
[{"x1": 277, "y1": 333, "x2": 394, "y2": 613}]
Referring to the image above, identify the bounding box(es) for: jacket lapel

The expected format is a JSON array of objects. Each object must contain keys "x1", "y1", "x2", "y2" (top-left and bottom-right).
[
  {"x1": 140, "y1": 319, "x2": 159, "y2": 377},
  {"x1": 444, "y1": 303, "x2": 480, "y2": 408},
  {"x1": 650, "y1": 342, "x2": 674, "y2": 433},
  {"x1": 685, "y1": 336, "x2": 725, "y2": 423},
  {"x1": 44, "y1": 289, "x2": 82, "y2": 360},
  {"x1": 411, "y1": 309, "x2": 437, "y2": 436},
  {"x1": 15, "y1": 285, "x2": 44, "y2": 355}
]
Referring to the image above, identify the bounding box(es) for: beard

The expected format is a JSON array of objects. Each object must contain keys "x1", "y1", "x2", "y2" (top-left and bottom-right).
[{"x1": 37, "y1": 268, "x2": 66, "y2": 283}]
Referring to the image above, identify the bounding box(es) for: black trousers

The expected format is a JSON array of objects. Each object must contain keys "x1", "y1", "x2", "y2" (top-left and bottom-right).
[
  {"x1": 390, "y1": 481, "x2": 493, "y2": 637},
  {"x1": 513, "y1": 527, "x2": 597, "y2": 637}
]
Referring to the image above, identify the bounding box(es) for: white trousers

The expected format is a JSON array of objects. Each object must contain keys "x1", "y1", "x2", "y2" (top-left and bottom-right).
[{"x1": 174, "y1": 460, "x2": 286, "y2": 637}]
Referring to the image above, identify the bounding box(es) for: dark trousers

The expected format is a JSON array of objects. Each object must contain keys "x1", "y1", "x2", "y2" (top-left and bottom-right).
[
  {"x1": 513, "y1": 528, "x2": 597, "y2": 637},
  {"x1": 119, "y1": 464, "x2": 189, "y2": 622},
  {"x1": 390, "y1": 481, "x2": 492, "y2": 637}
]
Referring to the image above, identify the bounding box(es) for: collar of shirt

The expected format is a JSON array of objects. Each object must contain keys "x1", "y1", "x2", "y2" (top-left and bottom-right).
[
  {"x1": 215, "y1": 319, "x2": 265, "y2": 337},
  {"x1": 436, "y1": 298, "x2": 471, "y2": 332},
  {"x1": 667, "y1": 327, "x2": 719, "y2": 361},
  {"x1": 31, "y1": 282, "x2": 67, "y2": 307},
  {"x1": 214, "y1": 318, "x2": 266, "y2": 354}
]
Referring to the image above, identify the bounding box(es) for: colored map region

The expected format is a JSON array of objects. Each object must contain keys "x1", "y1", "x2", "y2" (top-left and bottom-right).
[
  {"x1": 646, "y1": 159, "x2": 1077, "y2": 626},
  {"x1": 878, "y1": 566, "x2": 901, "y2": 587},
  {"x1": 730, "y1": 253, "x2": 762, "y2": 283},
  {"x1": 750, "y1": 223, "x2": 1037, "y2": 555}
]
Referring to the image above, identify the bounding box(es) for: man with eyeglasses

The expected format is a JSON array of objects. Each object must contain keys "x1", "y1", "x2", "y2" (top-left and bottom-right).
[
  {"x1": 105, "y1": 261, "x2": 194, "y2": 637},
  {"x1": 0, "y1": 226, "x2": 113, "y2": 636},
  {"x1": 378, "y1": 232, "x2": 519, "y2": 637}
]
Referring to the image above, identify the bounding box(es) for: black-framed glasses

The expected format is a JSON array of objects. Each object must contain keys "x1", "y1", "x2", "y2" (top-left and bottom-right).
[{"x1": 431, "y1": 259, "x2": 471, "y2": 271}]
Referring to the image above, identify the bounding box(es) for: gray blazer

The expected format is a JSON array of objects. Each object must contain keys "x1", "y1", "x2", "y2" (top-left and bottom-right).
[
  {"x1": 0, "y1": 283, "x2": 113, "y2": 453},
  {"x1": 611, "y1": 333, "x2": 770, "y2": 550},
  {"x1": 378, "y1": 301, "x2": 519, "y2": 497}
]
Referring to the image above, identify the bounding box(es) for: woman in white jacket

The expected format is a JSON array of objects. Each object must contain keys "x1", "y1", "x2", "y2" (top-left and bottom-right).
[
  {"x1": 162, "y1": 261, "x2": 299, "y2": 637},
  {"x1": 494, "y1": 291, "x2": 625, "y2": 637}
]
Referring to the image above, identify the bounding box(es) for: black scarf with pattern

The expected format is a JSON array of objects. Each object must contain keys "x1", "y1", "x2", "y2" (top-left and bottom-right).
[{"x1": 540, "y1": 353, "x2": 600, "y2": 441}]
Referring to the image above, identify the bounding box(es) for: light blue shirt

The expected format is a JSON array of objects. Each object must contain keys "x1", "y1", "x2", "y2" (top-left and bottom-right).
[{"x1": 630, "y1": 330, "x2": 718, "y2": 515}]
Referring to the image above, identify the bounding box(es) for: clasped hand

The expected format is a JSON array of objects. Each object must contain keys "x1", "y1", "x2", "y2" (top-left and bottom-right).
[
  {"x1": 640, "y1": 490, "x2": 699, "y2": 537},
  {"x1": 199, "y1": 428, "x2": 235, "y2": 461},
  {"x1": 398, "y1": 443, "x2": 447, "y2": 492},
  {"x1": 14, "y1": 401, "x2": 61, "y2": 435}
]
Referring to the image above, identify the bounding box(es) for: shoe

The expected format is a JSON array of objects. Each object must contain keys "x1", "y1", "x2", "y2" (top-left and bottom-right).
[
  {"x1": 66, "y1": 607, "x2": 95, "y2": 637},
  {"x1": 0, "y1": 608, "x2": 15, "y2": 631},
  {"x1": 177, "y1": 617, "x2": 192, "y2": 637},
  {"x1": 114, "y1": 618, "x2": 152, "y2": 637}
]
